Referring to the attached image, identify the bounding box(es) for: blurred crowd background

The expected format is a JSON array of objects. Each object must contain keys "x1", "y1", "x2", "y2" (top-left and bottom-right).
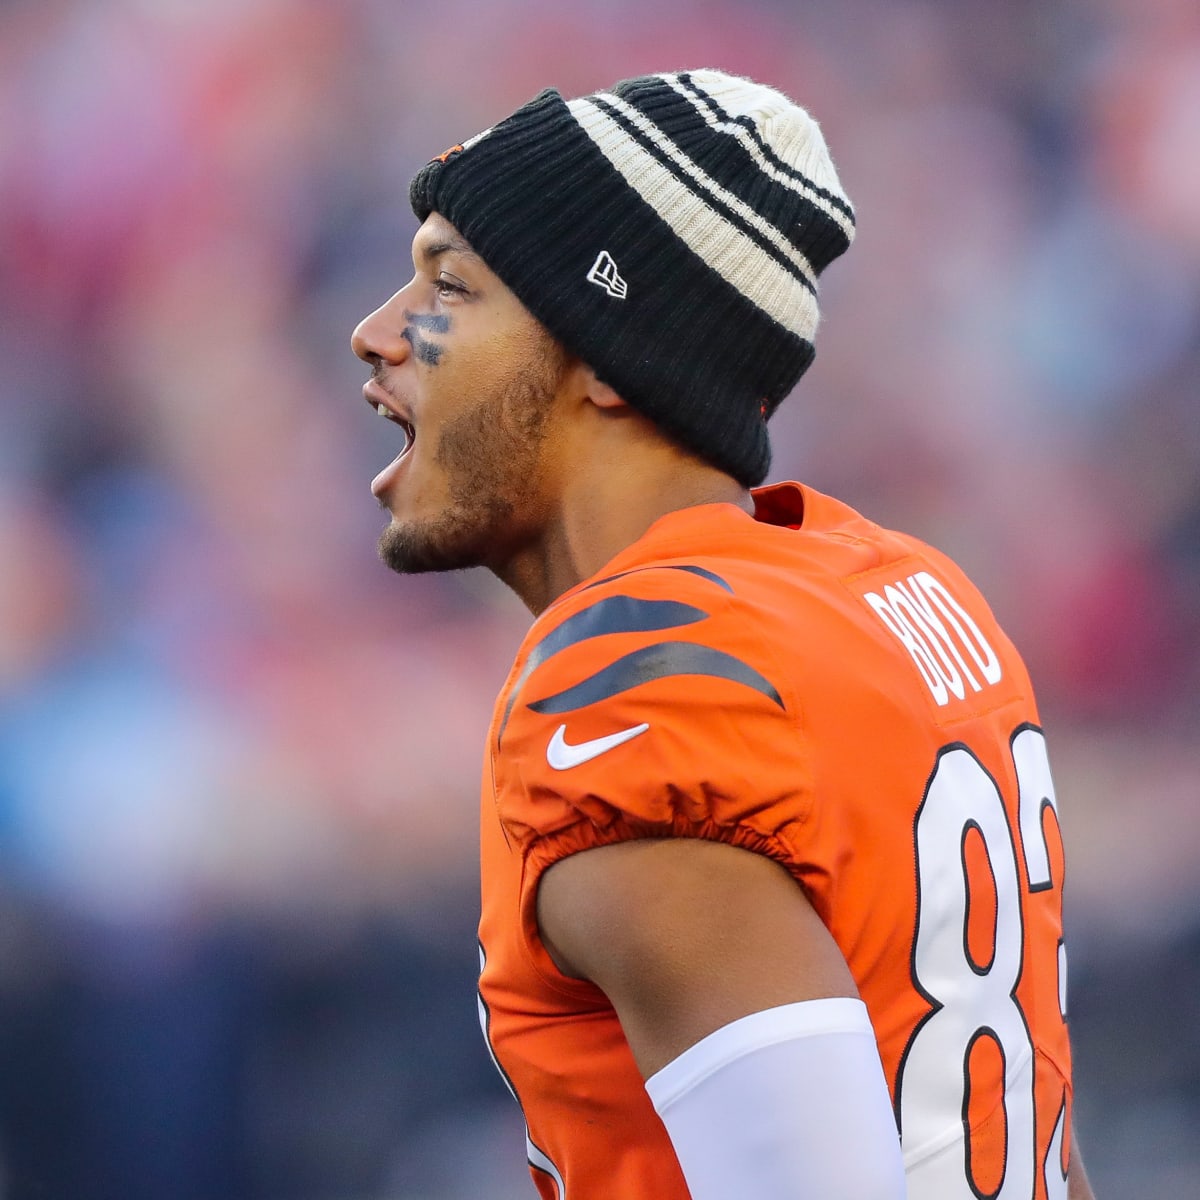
[{"x1": 0, "y1": 0, "x2": 1197, "y2": 1196}]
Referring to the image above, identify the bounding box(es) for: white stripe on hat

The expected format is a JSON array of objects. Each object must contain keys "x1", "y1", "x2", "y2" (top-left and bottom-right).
[
  {"x1": 658, "y1": 72, "x2": 856, "y2": 244},
  {"x1": 579, "y1": 91, "x2": 820, "y2": 288},
  {"x1": 462, "y1": 126, "x2": 494, "y2": 152},
  {"x1": 567, "y1": 94, "x2": 821, "y2": 339}
]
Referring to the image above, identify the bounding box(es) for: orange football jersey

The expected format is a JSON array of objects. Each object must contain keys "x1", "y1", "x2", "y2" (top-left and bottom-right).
[{"x1": 478, "y1": 481, "x2": 1073, "y2": 1199}]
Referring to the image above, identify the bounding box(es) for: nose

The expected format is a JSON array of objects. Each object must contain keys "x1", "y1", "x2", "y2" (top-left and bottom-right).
[{"x1": 351, "y1": 291, "x2": 411, "y2": 366}]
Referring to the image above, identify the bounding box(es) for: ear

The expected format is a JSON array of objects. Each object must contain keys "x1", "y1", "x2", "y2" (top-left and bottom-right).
[{"x1": 578, "y1": 363, "x2": 629, "y2": 411}]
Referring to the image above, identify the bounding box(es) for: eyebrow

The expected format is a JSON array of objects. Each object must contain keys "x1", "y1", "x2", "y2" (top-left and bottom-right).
[{"x1": 414, "y1": 234, "x2": 485, "y2": 268}]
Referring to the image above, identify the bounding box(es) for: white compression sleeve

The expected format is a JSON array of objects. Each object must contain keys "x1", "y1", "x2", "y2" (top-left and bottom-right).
[{"x1": 645, "y1": 997, "x2": 906, "y2": 1200}]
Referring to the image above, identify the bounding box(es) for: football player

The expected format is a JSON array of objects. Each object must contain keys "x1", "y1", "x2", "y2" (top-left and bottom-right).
[{"x1": 353, "y1": 69, "x2": 1094, "y2": 1200}]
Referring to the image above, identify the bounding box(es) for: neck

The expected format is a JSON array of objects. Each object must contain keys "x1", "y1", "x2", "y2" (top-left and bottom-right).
[{"x1": 495, "y1": 427, "x2": 753, "y2": 615}]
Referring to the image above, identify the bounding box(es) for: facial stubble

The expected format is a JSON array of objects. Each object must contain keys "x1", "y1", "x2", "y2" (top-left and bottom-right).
[{"x1": 377, "y1": 355, "x2": 564, "y2": 576}]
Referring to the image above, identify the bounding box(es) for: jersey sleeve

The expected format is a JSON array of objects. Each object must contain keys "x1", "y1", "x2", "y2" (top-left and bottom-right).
[{"x1": 491, "y1": 570, "x2": 813, "y2": 885}]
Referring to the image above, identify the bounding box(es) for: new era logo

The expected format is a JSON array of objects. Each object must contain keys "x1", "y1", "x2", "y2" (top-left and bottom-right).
[{"x1": 586, "y1": 250, "x2": 627, "y2": 299}]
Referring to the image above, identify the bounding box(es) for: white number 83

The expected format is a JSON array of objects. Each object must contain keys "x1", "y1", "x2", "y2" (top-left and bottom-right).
[{"x1": 897, "y1": 726, "x2": 1069, "y2": 1199}]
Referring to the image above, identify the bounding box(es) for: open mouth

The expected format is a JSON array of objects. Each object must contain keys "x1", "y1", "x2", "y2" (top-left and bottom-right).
[
  {"x1": 372, "y1": 399, "x2": 415, "y2": 461},
  {"x1": 368, "y1": 392, "x2": 417, "y2": 500}
]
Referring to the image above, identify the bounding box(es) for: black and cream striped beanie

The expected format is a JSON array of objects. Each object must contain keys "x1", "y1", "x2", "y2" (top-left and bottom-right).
[{"x1": 410, "y1": 69, "x2": 855, "y2": 487}]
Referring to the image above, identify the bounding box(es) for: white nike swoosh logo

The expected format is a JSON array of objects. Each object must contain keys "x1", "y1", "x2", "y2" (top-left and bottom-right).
[{"x1": 546, "y1": 722, "x2": 650, "y2": 770}]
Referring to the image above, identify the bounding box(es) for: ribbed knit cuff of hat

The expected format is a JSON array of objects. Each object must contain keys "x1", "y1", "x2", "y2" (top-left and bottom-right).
[{"x1": 410, "y1": 71, "x2": 855, "y2": 488}]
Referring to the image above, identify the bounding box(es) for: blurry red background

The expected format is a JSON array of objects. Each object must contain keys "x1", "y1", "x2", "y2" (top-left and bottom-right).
[{"x1": 0, "y1": 1, "x2": 1196, "y2": 1196}]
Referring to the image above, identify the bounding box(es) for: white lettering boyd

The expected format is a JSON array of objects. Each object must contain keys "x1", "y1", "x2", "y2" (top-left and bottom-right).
[{"x1": 863, "y1": 572, "x2": 1002, "y2": 707}]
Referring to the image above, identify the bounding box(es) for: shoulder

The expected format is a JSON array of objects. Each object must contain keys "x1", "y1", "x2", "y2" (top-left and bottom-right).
[
  {"x1": 503, "y1": 557, "x2": 790, "y2": 737},
  {"x1": 492, "y1": 557, "x2": 811, "y2": 857}
]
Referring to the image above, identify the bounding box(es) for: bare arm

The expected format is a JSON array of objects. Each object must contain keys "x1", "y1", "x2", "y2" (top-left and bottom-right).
[
  {"x1": 1069, "y1": 1141, "x2": 1095, "y2": 1200},
  {"x1": 537, "y1": 836, "x2": 858, "y2": 1077},
  {"x1": 537, "y1": 837, "x2": 906, "y2": 1199}
]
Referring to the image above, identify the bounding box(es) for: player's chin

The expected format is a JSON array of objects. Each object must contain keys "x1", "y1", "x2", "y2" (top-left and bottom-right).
[
  {"x1": 377, "y1": 517, "x2": 481, "y2": 575},
  {"x1": 378, "y1": 521, "x2": 438, "y2": 574}
]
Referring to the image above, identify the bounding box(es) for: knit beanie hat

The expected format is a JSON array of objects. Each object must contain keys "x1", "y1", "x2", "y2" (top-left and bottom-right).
[{"x1": 410, "y1": 69, "x2": 855, "y2": 487}]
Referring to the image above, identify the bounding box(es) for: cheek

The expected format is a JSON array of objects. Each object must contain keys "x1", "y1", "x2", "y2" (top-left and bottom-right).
[
  {"x1": 420, "y1": 322, "x2": 563, "y2": 471},
  {"x1": 437, "y1": 402, "x2": 494, "y2": 475}
]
